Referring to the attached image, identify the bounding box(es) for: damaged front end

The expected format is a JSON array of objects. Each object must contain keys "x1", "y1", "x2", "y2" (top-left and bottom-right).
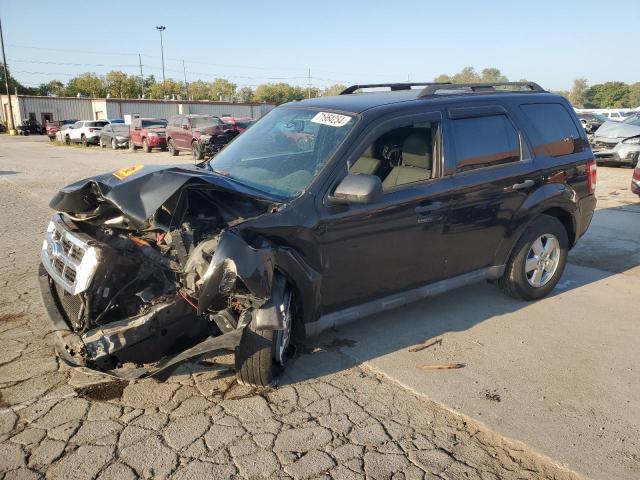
[{"x1": 39, "y1": 165, "x2": 284, "y2": 379}]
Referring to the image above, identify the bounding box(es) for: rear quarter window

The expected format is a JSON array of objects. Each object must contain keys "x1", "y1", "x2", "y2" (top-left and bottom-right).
[
  {"x1": 451, "y1": 115, "x2": 520, "y2": 173},
  {"x1": 521, "y1": 103, "x2": 584, "y2": 157}
]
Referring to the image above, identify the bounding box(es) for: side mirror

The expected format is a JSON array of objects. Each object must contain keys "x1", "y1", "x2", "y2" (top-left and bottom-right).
[
  {"x1": 182, "y1": 124, "x2": 189, "y2": 130},
  {"x1": 328, "y1": 173, "x2": 383, "y2": 205}
]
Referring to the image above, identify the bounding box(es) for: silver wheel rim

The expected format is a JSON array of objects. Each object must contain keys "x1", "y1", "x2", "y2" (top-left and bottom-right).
[
  {"x1": 525, "y1": 234, "x2": 561, "y2": 288},
  {"x1": 275, "y1": 290, "x2": 293, "y2": 366}
]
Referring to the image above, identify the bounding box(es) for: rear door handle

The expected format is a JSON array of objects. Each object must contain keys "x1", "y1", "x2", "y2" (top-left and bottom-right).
[
  {"x1": 510, "y1": 179, "x2": 534, "y2": 191},
  {"x1": 415, "y1": 201, "x2": 443, "y2": 214}
]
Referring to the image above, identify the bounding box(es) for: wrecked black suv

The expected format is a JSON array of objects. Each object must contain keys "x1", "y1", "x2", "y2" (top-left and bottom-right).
[{"x1": 39, "y1": 82, "x2": 597, "y2": 387}]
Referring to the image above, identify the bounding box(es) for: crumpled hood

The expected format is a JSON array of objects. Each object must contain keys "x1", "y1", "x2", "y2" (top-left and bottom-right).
[
  {"x1": 594, "y1": 121, "x2": 640, "y2": 139},
  {"x1": 49, "y1": 164, "x2": 273, "y2": 227}
]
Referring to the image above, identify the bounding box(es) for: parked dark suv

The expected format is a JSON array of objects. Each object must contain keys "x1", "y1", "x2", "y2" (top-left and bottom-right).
[
  {"x1": 165, "y1": 114, "x2": 235, "y2": 160},
  {"x1": 38, "y1": 82, "x2": 596, "y2": 387}
]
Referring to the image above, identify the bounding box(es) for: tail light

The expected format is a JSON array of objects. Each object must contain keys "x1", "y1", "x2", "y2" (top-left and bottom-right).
[
  {"x1": 586, "y1": 159, "x2": 597, "y2": 194},
  {"x1": 88, "y1": 128, "x2": 94, "y2": 132},
  {"x1": 633, "y1": 165, "x2": 640, "y2": 181}
]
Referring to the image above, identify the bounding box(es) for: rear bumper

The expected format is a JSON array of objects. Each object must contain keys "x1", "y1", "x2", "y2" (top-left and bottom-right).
[
  {"x1": 38, "y1": 263, "x2": 242, "y2": 380},
  {"x1": 575, "y1": 194, "x2": 597, "y2": 243}
]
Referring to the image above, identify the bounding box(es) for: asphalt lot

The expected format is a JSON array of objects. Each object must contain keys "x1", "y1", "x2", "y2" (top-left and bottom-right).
[{"x1": 0, "y1": 134, "x2": 637, "y2": 479}]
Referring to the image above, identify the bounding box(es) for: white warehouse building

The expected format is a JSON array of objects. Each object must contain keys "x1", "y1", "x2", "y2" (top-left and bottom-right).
[{"x1": 0, "y1": 95, "x2": 276, "y2": 127}]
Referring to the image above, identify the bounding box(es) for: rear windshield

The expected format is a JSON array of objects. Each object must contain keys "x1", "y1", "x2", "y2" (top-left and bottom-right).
[
  {"x1": 191, "y1": 117, "x2": 222, "y2": 129},
  {"x1": 88, "y1": 121, "x2": 108, "y2": 128},
  {"x1": 141, "y1": 119, "x2": 167, "y2": 128}
]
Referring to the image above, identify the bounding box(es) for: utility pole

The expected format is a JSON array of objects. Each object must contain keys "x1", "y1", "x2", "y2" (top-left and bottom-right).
[
  {"x1": 156, "y1": 26, "x2": 166, "y2": 98},
  {"x1": 138, "y1": 54, "x2": 144, "y2": 98},
  {"x1": 307, "y1": 68, "x2": 311, "y2": 99},
  {"x1": 0, "y1": 16, "x2": 16, "y2": 135},
  {"x1": 182, "y1": 60, "x2": 188, "y2": 100}
]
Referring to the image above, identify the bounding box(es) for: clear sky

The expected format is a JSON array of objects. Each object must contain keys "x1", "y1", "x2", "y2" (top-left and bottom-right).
[{"x1": 1, "y1": 0, "x2": 638, "y2": 92}]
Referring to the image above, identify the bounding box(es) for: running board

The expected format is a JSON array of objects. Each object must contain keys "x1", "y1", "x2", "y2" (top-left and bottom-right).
[{"x1": 305, "y1": 266, "x2": 504, "y2": 337}]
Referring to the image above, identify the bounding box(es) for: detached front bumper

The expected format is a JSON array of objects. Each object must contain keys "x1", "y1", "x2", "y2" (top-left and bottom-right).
[
  {"x1": 591, "y1": 141, "x2": 640, "y2": 165},
  {"x1": 38, "y1": 263, "x2": 242, "y2": 380}
]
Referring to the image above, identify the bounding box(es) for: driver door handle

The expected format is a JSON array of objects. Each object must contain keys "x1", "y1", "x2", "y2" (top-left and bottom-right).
[
  {"x1": 510, "y1": 179, "x2": 535, "y2": 191},
  {"x1": 415, "y1": 201, "x2": 443, "y2": 214}
]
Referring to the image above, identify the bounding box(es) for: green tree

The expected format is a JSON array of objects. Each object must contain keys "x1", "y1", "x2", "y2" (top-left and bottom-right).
[
  {"x1": 146, "y1": 78, "x2": 186, "y2": 99},
  {"x1": 254, "y1": 83, "x2": 306, "y2": 104},
  {"x1": 236, "y1": 86, "x2": 254, "y2": 103},
  {"x1": 433, "y1": 74, "x2": 451, "y2": 83},
  {"x1": 35, "y1": 80, "x2": 65, "y2": 96},
  {"x1": 568, "y1": 78, "x2": 588, "y2": 108},
  {"x1": 209, "y1": 78, "x2": 237, "y2": 102},
  {"x1": 322, "y1": 84, "x2": 347, "y2": 97},
  {"x1": 104, "y1": 71, "x2": 140, "y2": 98},
  {"x1": 187, "y1": 80, "x2": 212, "y2": 100},
  {"x1": 585, "y1": 82, "x2": 630, "y2": 108},
  {"x1": 480, "y1": 68, "x2": 508, "y2": 83},
  {"x1": 627, "y1": 82, "x2": 640, "y2": 108},
  {"x1": 0, "y1": 63, "x2": 37, "y2": 94},
  {"x1": 65, "y1": 73, "x2": 106, "y2": 97},
  {"x1": 452, "y1": 67, "x2": 481, "y2": 83}
]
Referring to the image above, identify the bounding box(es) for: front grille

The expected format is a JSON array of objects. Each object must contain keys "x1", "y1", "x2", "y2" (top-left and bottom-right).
[{"x1": 41, "y1": 214, "x2": 99, "y2": 295}]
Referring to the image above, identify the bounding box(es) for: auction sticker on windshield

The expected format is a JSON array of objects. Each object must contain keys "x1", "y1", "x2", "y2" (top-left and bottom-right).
[
  {"x1": 311, "y1": 112, "x2": 352, "y2": 127},
  {"x1": 113, "y1": 165, "x2": 143, "y2": 180}
]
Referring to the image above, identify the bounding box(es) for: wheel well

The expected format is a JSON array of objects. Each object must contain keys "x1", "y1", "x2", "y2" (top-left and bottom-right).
[{"x1": 541, "y1": 207, "x2": 575, "y2": 246}]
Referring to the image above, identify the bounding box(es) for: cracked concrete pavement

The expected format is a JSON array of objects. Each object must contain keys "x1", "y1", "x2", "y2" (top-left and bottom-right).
[{"x1": 0, "y1": 135, "x2": 600, "y2": 479}]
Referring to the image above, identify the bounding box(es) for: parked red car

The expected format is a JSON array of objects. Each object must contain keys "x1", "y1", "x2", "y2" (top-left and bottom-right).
[
  {"x1": 45, "y1": 120, "x2": 77, "y2": 141},
  {"x1": 129, "y1": 118, "x2": 168, "y2": 152},
  {"x1": 166, "y1": 114, "x2": 235, "y2": 160},
  {"x1": 632, "y1": 158, "x2": 640, "y2": 196},
  {"x1": 221, "y1": 116, "x2": 255, "y2": 137}
]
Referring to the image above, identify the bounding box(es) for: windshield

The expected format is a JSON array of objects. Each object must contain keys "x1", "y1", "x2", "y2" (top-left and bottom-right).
[
  {"x1": 208, "y1": 108, "x2": 356, "y2": 198},
  {"x1": 113, "y1": 125, "x2": 130, "y2": 134},
  {"x1": 591, "y1": 113, "x2": 609, "y2": 122},
  {"x1": 142, "y1": 119, "x2": 167, "y2": 128},
  {"x1": 191, "y1": 116, "x2": 221, "y2": 129},
  {"x1": 236, "y1": 120, "x2": 255, "y2": 129}
]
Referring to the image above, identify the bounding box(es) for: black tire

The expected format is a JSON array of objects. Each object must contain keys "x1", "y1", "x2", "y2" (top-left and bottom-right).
[
  {"x1": 142, "y1": 138, "x2": 151, "y2": 153},
  {"x1": 81, "y1": 135, "x2": 87, "y2": 147},
  {"x1": 168, "y1": 139, "x2": 178, "y2": 156},
  {"x1": 99, "y1": 138, "x2": 105, "y2": 148},
  {"x1": 498, "y1": 215, "x2": 569, "y2": 301},
  {"x1": 65, "y1": 135, "x2": 70, "y2": 145},
  {"x1": 192, "y1": 141, "x2": 204, "y2": 161},
  {"x1": 129, "y1": 140, "x2": 137, "y2": 151},
  {"x1": 111, "y1": 138, "x2": 117, "y2": 150},
  {"x1": 236, "y1": 287, "x2": 295, "y2": 388}
]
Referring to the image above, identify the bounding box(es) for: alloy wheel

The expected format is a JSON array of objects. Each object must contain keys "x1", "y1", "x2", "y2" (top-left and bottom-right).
[{"x1": 525, "y1": 234, "x2": 561, "y2": 288}]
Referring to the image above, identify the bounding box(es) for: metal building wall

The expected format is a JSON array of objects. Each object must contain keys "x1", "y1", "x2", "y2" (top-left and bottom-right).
[
  {"x1": 106, "y1": 101, "x2": 179, "y2": 120},
  {"x1": 17, "y1": 96, "x2": 93, "y2": 122}
]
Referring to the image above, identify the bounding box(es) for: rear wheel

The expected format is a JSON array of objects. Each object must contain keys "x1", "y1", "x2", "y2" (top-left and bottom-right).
[
  {"x1": 168, "y1": 139, "x2": 178, "y2": 156},
  {"x1": 111, "y1": 138, "x2": 117, "y2": 150},
  {"x1": 236, "y1": 286, "x2": 295, "y2": 388},
  {"x1": 498, "y1": 215, "x2": 569, "y2": 301},
  {"x1": 142, "y1": 138, "x2": 151, "y2": 153},
  {"x1": 65, "y1": 135, "x2": 70, "y2": 145},
  {"x1": 81, "y1": 135, "x2": 87, "y2": 147}
]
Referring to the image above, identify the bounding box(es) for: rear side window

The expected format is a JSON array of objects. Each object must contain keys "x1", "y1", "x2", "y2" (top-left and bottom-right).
[
  {"x1": 521, "y1": 103, "x2": 583, "y2": 157},
  {"x1": 451, "y1": 115, "x2": 520, "y2": 173}
]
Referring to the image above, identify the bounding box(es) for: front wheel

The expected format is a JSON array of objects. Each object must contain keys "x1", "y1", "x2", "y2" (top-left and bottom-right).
[
  {"x1": 142, "y1": 138, "x2": 151, "y2": 153},
  {"x1": 192, "y1": 142, "x2": 204, "y2": 161},
  {"x1": 99, "y1": 138, "x2": 105, "y2": 148},
  {"x1": 168, "y1": 139, "x2": 178, "y2": 156},
  {"x1": 111, "y1": 138, "x2": 117, "y2": 150},
  {"x1": 236, "y1": 287, "x2": 294, "y2": 387},
  {"x1": 498, "y1": 215, "x2": 568, "y2": 301}
]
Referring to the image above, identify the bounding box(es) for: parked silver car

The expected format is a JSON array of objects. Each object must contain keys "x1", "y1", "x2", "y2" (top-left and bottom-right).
[{"x1": 591, "y1": 116, "x2": 640, "y2": 166}]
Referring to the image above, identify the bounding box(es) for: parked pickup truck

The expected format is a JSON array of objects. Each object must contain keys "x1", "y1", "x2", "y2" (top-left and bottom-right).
[{"x1": 39, "y1": 81, "x2": 596, "y2": 387}]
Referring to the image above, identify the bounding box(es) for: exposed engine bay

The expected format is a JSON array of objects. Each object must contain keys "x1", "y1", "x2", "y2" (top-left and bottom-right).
[{"x1": 39, "y1": 165, "x2": 287, "y2": 378}]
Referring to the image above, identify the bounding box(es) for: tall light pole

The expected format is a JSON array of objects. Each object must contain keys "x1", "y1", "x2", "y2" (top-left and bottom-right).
[
  {"x1": 156, "y1": 26, "x2": 166, "y2": 98},
  {"x1": 0, "y1": 16, "x2": 16, "y2": 135}
]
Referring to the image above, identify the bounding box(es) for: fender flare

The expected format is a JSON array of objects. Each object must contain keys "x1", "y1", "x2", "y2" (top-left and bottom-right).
[{"x1": 494, "y1": 183, "x2": 578, "y2": 266}]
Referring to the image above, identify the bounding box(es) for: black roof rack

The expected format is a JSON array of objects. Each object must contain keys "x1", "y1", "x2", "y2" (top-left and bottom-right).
[
  {"x1": 340, "y1": 82, "x2": 446, "y2": 95},
  {"x1": 417, "y1": 81, "x2": 545, "y2": 98}
]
